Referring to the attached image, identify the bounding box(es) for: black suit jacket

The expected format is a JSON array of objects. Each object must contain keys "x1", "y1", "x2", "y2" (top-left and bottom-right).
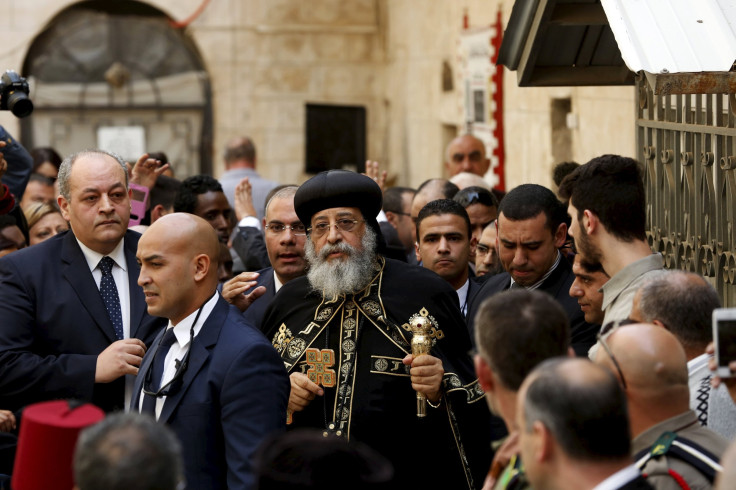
[
  {"x1": 465, "y1": 275, "x2": 484, "y2": 317},
  {"x1": 231, "y1": 226, "x2": 270, "y2": 272},
  {"x1": 466, "y1": 257, "x2": 599, "y2": 355},
  {"x1": 242, "y1": 266, "x2": 276, "y2": 333},
  {"x1": 379, "y1": 220, "x2": 409, "y2": 262},
  {"x1": 132, "y1": 296, "x2": 289, "y2": 489},
  {"x1": 0, "y1": 230, "x2": 166, "y2": 412}
]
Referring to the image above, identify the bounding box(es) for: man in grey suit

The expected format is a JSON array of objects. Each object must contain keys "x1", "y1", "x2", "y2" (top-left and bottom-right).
[{"x1": 219, "y1": 136, "x2": 278, "y2": 220}]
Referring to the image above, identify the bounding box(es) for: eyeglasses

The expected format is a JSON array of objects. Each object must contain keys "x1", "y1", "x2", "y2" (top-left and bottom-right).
[
  {"x1": 308, "y1": 218, "x2": 364, "y2": 237},
  {"x1": 597, "y1": 331, "x2": 628, "y2": 390},
  {"x1": 265, "y1": 222, "x2": 307, "y2": 236}
]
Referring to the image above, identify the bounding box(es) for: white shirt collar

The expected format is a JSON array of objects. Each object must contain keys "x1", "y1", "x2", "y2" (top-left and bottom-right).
[
  {"x1": 273, "y1": 270, "x2": 284, "y2": 293},
  {"x1": 591, "y1": 464, "x2": 642, "y2": 490},
  {"x1": 76, "y1": 236, "x2": 127, "y2": 273},
  {"x1": 509, "y1": 251, "x2": 561, "y2": 290},
  {"x1": 168, "y1": 292, "x2": 219, "y2": 348},
  {"x1": 688, "y1": 352, "x2": 710, "y2": 375},
  {"x1": 456, "y1": 278, "x2": 470, "y2": 315}
]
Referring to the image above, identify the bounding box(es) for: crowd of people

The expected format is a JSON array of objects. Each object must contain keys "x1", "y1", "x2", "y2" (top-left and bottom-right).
[{"x1": 0, "y1": 126, "x2": 735, "y2": 490}]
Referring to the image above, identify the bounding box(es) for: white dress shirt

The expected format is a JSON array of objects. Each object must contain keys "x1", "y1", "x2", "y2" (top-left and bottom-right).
[
  {"x1": 76, "y1": 237, "x2": 133, "y2": 405},
  {"x1": 138, "y1": 292, "x2": 219, "y2": 420},
  {"x1": 591, "y1": 464, "x2": 642, "y2": 490},
  {"x1": 456, "y1": 279, "x2": 470, "y2": 317}
]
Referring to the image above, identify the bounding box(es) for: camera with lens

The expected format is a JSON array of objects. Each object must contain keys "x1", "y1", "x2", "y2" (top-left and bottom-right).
[{"x1": 0, "y1": 70, "x2": 33, "y2": 118}]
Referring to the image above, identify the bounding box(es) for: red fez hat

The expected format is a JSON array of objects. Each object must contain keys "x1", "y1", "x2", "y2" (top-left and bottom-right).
[{"x1": 12, "y1": 400, "x2": 104, "y2": 490}]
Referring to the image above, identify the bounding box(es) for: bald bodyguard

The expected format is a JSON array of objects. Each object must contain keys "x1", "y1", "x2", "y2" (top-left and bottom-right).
[
  {"x1": 594, "y1": 324, "x2": 728, "y2": 490},
  {"x1": 132, "y1": 213, "x2": 289, "y2": 489}
]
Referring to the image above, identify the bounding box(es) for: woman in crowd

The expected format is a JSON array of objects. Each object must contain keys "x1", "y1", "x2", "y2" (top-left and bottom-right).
[{"x1": 23, "y1": 202, "x2": 68, "y2": 246}]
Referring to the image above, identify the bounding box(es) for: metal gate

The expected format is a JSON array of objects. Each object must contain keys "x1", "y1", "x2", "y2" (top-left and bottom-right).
[{"x1": 637, "y1": 75, "x2": 736, "y2": 304}]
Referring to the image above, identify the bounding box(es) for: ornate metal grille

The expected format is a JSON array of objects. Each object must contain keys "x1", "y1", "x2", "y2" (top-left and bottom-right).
[{"x1": 637, "y1": 75, "x2": 736, "y2": 305}]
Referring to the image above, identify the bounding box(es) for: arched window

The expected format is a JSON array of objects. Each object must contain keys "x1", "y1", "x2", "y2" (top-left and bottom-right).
[{"x1": 22, "y1": 0, "x2": 212, "y2": 175}]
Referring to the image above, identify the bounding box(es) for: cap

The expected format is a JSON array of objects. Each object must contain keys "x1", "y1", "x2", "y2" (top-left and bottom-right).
[{"x1": 12, "y1": 400, "x2": 104, "y2": 490}]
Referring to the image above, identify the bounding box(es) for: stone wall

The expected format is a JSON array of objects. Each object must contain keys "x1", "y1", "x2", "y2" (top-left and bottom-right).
[{"x1": 0, "y1": 0, "x2": 635, "y2": 190}]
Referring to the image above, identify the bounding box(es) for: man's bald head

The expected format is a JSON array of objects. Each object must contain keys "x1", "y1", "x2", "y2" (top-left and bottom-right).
[
  {"x1": 445, "y1": 134, "x2": 491, "y2": 177},
  {"x1": 596, "y1": 324, "x2": 689, "y2": 414},
  {"x1": 137, "y1": 213, "x2": 220, "y2": 324},
  {"x1": 149, "y1": 213, "x2": 220, "y2": 264}
]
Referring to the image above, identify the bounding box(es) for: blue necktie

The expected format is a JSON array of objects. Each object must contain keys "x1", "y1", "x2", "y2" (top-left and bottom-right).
[
  {"x1": 98, "y1": 256, "x2": 124, "y2": 340},
  {"x1": 141, "y1": 328, "x2": 178, "y2": 415}
]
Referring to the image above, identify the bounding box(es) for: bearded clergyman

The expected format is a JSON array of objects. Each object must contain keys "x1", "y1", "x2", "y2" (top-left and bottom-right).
[{"x1": 262, "y1": 170, "x2": 496, "y2": 489}]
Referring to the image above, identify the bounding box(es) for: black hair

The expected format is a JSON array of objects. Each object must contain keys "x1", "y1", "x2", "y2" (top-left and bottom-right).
[
  {"x1": 416, "y1": 199, "x2": 471, "y2": 239},
  {"x1": 453, "y1": 186, "x2": 499, "y2": 209},
  {"x1": 559, "y1": 155, "x2": 646, "y2": 242},
  {"x1": 498, "y1": 184, "x2": 566, "y2": 232},
  {"x1": 383, "y1": 187, "x2": 415, "y2": 214},
  {"x1": 475, "y1": 289, "x2": 569, "y2": 390},
  {"x1": 30, "y1": 147, "x2": 62, "y2": 172},
  {"x1": 173, "y1": 175, "x2": 224, "y2": 214},
  {"x1": 552, "y1": 161, "x2": 580, "y2": 188}
]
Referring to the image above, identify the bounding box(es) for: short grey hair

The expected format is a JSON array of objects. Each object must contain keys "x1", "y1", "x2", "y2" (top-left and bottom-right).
[
  {"x1": 58, "y1": 149, "x2": 128, "y2": 201},
  {"x1": 523, "y1": 358, "x2": 631, "y2": 462},
  {"x1": 74, "y1": 412, "x2": 184, "y2": 490},
  {"x1": 265, "y1": 185, "x2": 299, "y2": 217},
  {"x1": 637, "y1": 270, "x2": 720, "y2": 350}
]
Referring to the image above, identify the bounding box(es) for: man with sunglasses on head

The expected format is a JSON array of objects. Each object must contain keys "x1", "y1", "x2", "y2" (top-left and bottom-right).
[
  {"x1": 261, "y1": 170, "x2": 495, "y2": 490},
  {"x1": 223, "y1": 185, "x2": 307, "y2": 331},
  {"x1": 454, "y1": 186, "x2": 498, "y2": 275},
  {"x1": 593, "y1": 323, "x2": 728, "y2": 490},
  {"x1": 132, "y1": 213, "x2": 289, "y2": 490}
]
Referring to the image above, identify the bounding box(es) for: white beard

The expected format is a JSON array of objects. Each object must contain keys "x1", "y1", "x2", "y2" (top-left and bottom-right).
[{"x1": 305, "y1": 226, "x2": 377, "y2": 298}]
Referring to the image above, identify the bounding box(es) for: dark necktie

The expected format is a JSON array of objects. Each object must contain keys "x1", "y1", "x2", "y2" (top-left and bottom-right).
[
  {"x1": 141, "y1": 328, "x2": 178, "y2": 415},
  {"x1": 98, "y1": 256, "x2": 124, "y2": 340}
]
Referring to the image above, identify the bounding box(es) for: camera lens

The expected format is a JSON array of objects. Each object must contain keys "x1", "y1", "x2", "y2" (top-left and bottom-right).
[{"x1": 7, "y1": 91, "x2": 33, "y2": 118}]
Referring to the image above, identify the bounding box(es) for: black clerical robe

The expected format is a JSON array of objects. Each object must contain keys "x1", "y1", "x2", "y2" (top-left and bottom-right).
[{"x1": 263, "y1": 257, "x2": 495, "y2": 490}]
